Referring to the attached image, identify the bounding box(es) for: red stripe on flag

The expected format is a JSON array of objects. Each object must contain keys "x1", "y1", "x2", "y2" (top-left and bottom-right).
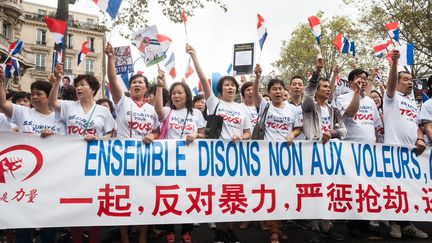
[
  {"x1": 308, "y1": 16, "x2": 320, "y2": 28},
  {"x1": 385, "y1": 21, "x2": 398, "y2": 30},
  {"x1": 181, "y1": 9, "x2": 187, "y2": 23},
  {"x1": 257, "y1": 14, "x2": 265, "y2": 29}
]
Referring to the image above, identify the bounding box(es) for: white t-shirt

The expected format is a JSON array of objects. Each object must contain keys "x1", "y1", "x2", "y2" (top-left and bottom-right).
[
  {"x1": 58, "y1": 100, "x2": 115, "y2": 137},
  {"x1": 114, "y1": 95, "x2": 159, "y2": 138},
  {"x1": 0, "y1": 113, "x2": 13, "y2": 132},
  {"x1": 418, "y1": 99, "x2": 432, "y2": 124},
  {"x1": 207, "y1": 93, "x2": 252, "y2": 139},
  {"x1": 334, "y1": 91, "x2": 382, "y2": 143},
  {"x1": 161, "y1": 107, "x2": 206, "y2": 139},
  {"x1": 292, "y1": 103, "x2": 306, "y2": 140},
  {"x1": 11, "y1": 105, "x2": 66, "y2": 135},
  {"x1": 241, "y1": 103, "x2": 258, "y2": 133},
  {"x1": 259, "y1": 99, "x2": 302, "y2": 141},
  {"x1": 383, "y1": 92, "x2": 418, "y2": 145},
  {"x1": 320, "y1": 106, "x2": 332, "y2": 133}
]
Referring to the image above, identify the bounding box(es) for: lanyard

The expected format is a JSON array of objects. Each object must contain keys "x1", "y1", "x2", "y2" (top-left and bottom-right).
[{"x1": 82, "y1": 104, "x2": 96, "y2": 136}]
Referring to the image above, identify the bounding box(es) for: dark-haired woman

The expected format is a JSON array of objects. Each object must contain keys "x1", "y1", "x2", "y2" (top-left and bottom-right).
[
  {"x1": 188, "y1": 44, "x2": 251, "y2": 243},
  {"x1": 105, "y1": 43, "x2": 161, "y2": 243},
  {"x1": 154, "y1": 70, "x2": 206, "y2": 243},
  {"x1": 49, "y1": 64, "x2": 115, "y2": 243}
]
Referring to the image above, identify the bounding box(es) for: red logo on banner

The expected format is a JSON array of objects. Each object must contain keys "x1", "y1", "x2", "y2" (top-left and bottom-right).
[{"x1": 0, "y1": 145, "x2": 43, "y2": 184}]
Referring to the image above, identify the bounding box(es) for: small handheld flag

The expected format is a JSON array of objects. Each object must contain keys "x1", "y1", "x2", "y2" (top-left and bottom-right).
[
  {"x1": 373, "y1": 39, "x2": 392, "y2": 58},
  {"x1": 165, "y1": 53, "x2": 176, "y2": 79},
  {"x1": 43, "y1": 16, "x2": 67, "y2": 47},
  {"x1": 9, "y1": 40, "x2": 24, "y2": 56},
  {"x1": 385, "y1": 21, "x2": 400, "y2": 43},
  {"x1": 185, "y1": 58, "x2": 194, "y2": 79},
  {"x1": 397, "y1": 43, "x2": 414, "y2": 66},
  {"x1": 5, "y1": 58, "x2": 20, "y2": 78},
  {"x1": 308, "y1": 16, "x2": 321, "y2": 45},
  {"x1": 92, "y1": 0, "x2": 123, "y2": 19},
  {"x1": 257, "y1": 13, "x2": 268, "y2": 50},
  {"x1": 333, "y1": 33, "x2": 346, "y2": 52},
  {"x1": 77, "y1": 40, "x2": 89, "y2": 66}
]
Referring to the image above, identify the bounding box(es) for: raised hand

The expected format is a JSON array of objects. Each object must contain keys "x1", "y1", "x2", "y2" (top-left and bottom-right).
[
  {"x1": 185, "y1": 44, "x2": 196, "y2": 56},
  {"x1": 254, "y1": 64, "x2": 262, "y2": 79},
  {"x1": 157, "y1": 68, "x2": 166, "y2": 87},
  {"x1": 105, "y1": 42, "x2": 115, "y2": 57}
]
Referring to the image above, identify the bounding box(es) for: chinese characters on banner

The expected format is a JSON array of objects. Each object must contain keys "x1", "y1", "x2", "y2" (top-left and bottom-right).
[{"x1": 1, "y1": 133, "x2": 432, "y2": 228}]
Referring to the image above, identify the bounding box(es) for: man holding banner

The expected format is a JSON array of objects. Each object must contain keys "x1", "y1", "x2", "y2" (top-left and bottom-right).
[{"x1": 383, "y1": 50, "x2": 428, "y2": 239}]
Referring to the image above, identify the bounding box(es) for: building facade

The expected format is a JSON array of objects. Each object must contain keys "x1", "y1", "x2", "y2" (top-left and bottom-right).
[{"x1": 0, "y1": 0, "x2": 106, "y2": 93}]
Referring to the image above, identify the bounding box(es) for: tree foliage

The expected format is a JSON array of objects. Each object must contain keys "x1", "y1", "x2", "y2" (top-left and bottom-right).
[
  {"x1": 274, "y1": 13, "x2": 376, "y2": 82},
  {"x1": 107, "y1": 0, "x2": 227, "y2": 37},
  {"x1": 56, "y1": 0, "x2": 227, "y2": 38},
  {"x1": 344, "y1": 0, "x2": 432, "y2": 78}
]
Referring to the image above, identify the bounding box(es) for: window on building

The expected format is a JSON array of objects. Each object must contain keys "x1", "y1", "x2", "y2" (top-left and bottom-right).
[
  {"x1": 67, "y1": 34, "x2": 73, "y2": 49},
  {"x1": 35, "y1": 53, "x2": 46, "y2": 70},
  {"x1": 37, "y1": 9, "x2": 47, "y2": 20},
  {"x1": 64, "y1": 57, "x2": 73, "y2": 74},
  {"x1": 85, "y1": 59, "x2": 94, "y2": 74},
  {"x1": 86, "y1": 18, "x2": 94, "y2": 28},
  {"x1": 68, "y1": 14, "x2": 74, "y2": 26},
  {"x1": 86, "y1": 36, "x2": 95, "y2": 52},
  {"x1": 36, "y1": 29, "x2": 46, "y2": 45},
  {"x1": 2, "y1": 22, "x2": 12, "y2": 40}
]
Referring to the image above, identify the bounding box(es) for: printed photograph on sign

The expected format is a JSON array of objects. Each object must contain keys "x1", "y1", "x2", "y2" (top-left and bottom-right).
[
  {"x1": 131, "y1": 25, "x2": 164, "y2": 67},
  {"x1": 114, "y1": 46, "x2": 134, "y2": 74}
]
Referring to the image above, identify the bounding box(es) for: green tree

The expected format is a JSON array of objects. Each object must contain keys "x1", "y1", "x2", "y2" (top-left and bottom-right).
[
  {"x1": 55, "y1": 0, "x2": 227, "y2": 37},
  {"x1": 274, "y1": 14, "x2": 377, "y2": 83},
  {"x1": 344, "y1": 0, "x2": 432, "y2": 78}
]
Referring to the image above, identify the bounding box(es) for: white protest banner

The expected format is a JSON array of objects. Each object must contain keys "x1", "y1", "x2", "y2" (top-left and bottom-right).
[
  {"x1": 114, "y1": 46, "x2": 134, "y2": 75},
  {"x1": 1, "y1": 132, "x2": 432, "y2": 229},
  {"x1": 131, "y1": 25, "x2": 164, "y2": 67}
]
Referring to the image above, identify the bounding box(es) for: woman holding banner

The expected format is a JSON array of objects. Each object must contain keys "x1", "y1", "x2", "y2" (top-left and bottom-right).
[
  {"x1": 154, "y1": 69, "x2": 206, "y2": 243},
  {"x1": 187, "y1": 43, "x2": 251, "y2": 243},
  {"x1": 105, "y1": 43, "x2": 161, "y2": 243},
  {"x1": 48, "y1": 63, "x2": 115, "y2": 243}
]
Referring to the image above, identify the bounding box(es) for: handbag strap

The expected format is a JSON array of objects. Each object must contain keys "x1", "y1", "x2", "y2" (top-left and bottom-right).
[
  {"x1": 258, "y1": 102, "x2": 271, "y2": 124},
  {"x1": 212, "y1": 102, "x2": 220, "y2": 116}
]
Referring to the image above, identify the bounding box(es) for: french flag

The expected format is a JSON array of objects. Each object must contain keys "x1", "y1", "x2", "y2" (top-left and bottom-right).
[
  {"x1": 385, "y1": 21, "x2": 399, "y2": 43},
  {"x1": 52, "y1": 49, "x2": 62, "y2": 72},
  {"x1": 5, "y1": 58, "x2": 19, "y2": 78},
  {"x1": 397, "y1": 43, "x2": 414, "y2": 66},
  {"x1": 341, "y1": 37, "x2": 350, "y2": 54},
  {"x1": 165, "y1": 53, "x2": 176, "y2": 79},
  {"x1": 43, "y1": 16, "x2": 66, "y2": 46},
  {"x1": 9, "y1": 40, "x2": 24, "y2": 56},
  {"x1": 92, "y1": 0, "x2": 123, "y2": 19},
  {"x1": 185, "y1": 58, "x2": 194, "y2": 79},
  {"x1": 257, "y1": 14, "x2": 268, "y2": 50},
  {"x1": 308, "y1": 16, "x2": 321, "y2": 45},
  {"x1": 373, "y1": 39, "x2": 392, "y2": 57},
  {"x1": 349, "y1": 41, "x2": 356, "y2": 57},
  {"x1": 333, "y1": 33, "x2": 346, "y2": 52},
  {"x1": 77, "y1": 40, "x2": 89, "y2": 66}
]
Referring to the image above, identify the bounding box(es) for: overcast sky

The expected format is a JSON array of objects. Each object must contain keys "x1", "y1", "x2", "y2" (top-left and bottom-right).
[{"x1": 27, "y1": 0, "x2": 357, "y2": 87}]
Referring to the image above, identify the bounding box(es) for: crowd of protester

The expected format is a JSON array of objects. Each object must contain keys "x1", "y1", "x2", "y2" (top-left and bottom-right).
[{"x1": 0, "y1": 43, "x2": 431, "y2": 243}]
